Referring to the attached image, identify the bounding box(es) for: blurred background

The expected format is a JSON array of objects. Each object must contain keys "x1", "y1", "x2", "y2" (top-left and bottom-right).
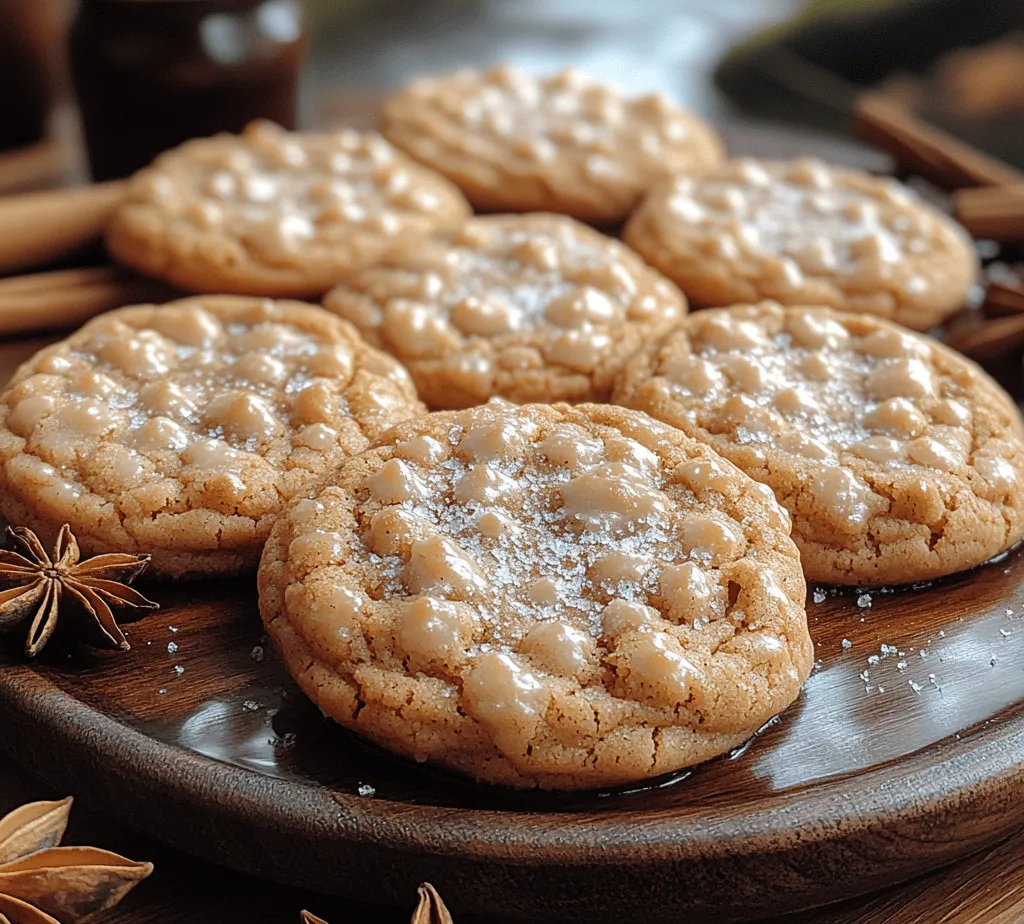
[{"x1": 0, "y1": 0, "x2": 1021, "y2": 192}]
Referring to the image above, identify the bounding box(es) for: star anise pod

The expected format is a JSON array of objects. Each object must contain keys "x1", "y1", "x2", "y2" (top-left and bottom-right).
[
  {"x1": 300, "y1": 882, "x2": 453, "y2": 924},
  {"x1": 0, "y1": 525, "x2": 158, "y2": 657},
  {"x1": 0, "y1": 796, "x2": 152, "y2": 924},
  {"x1": 410, "y1": 884, "x2": 454, "y2": 924}
]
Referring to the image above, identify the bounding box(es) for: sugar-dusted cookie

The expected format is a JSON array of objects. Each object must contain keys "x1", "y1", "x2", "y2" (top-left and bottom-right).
[
  {"x1": 380, "y1": 65, "x2": 724, "y2": 224},
  {"x1": 322, "y1": 213, "x2": 686, "y2": 408},
  {"x1": 258, "y1": 401, "x2": 812, "y2": 789},
  {"x1": 623, "y1": 158, "x2": 977, "y2": 331},
  {"x1": 107, "y1": 120, "x2": 471, "y2": 298},
  {"x1": 0, "y1": 296, "x2": 425, "y2": 578},
  {"x1": 613, "y1": 303, "x2": 1024, "y2": 585}
]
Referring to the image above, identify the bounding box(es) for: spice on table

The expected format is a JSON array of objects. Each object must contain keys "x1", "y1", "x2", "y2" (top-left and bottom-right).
[
  {"x1": 0, "y1": 266, "x2": 177, "y2": 338},
  {"x1": 982, "y1": 280, "x2": 1024, "y2": 318},
  {"x1": 300, "y1": 882, "x2": 454, "y2": 924},
  {"x1": 954, "y1": 184, "x2": 1024, "y2": 243},
  {"x1": 852, "y1": 95, "x2": 1024, "y2": 189},
  {"x1": 411, "y1": 883, "x2": 454, "y2": 924},
  {"x1": 0, "y1": 796, "x2": 153, "y2": 922},
  {"x1": 0, "y1": 524, "x2": 158, "y2": 658},
  {"x1": 945, "y1": 310, "x2": 1024, "y2": 363}
]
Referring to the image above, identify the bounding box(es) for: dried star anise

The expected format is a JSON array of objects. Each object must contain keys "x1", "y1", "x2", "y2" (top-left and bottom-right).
[
  {"x1": 0, "y1": 524, "x2": 158, "y2": 657},
  {"x1": 410, "y1": 884, "x2": 454, "y2": 924},
  {"x1": 0, "y1": 796, "x2": 152, "y2": 924},
  {"x1": 300, "y1": 882, "x2": 453, "y2": 924}
]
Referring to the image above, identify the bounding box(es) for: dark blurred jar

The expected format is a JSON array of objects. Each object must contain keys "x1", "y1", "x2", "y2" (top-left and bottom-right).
[
  {"x1": 70, "y1": 0, "x2": 305, "y2": 182},
  {"x1": 0, "y1": 0, "x2": 64, "y2": 151}
]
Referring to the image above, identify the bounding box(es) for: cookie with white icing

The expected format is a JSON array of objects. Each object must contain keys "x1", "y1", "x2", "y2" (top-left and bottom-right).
[
  {"x1": 258, "y1": 401, "x2": 812, "y2": 789},
  {"x1": 323, "y1": 213, "x2": 686, "y2": 408},
  {"x1": 623, "y1": 158, "x2": 977, "y2": 331},
  {"x1": 0, "y1": 296, "x2": 424, "y2": 578},
  {"x1": 107, "y1": 120, "x2": 471, "y2": 298},
  {"x1": 381, "y1": 65, "x2": 723, "y2": 224},
  {"x1": 613, "y1": 303, "x2": 1024, "y2": 585}
]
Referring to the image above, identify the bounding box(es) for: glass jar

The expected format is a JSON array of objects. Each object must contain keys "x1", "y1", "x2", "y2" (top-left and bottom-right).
[{"x1": 69, "y1": 0, "x2": 306, "y2": 181}]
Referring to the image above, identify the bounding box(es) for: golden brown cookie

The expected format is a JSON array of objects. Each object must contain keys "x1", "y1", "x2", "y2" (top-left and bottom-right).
[
  {"x1": 0, "y1": 296, "x2": 425, "y2": 578},
  {"x1": 380, "y1": 65, "x2": 723, "y2": 224},
  {"x1": 613, "y1": 303, "x2": 1024, "y2": 585},
  {"x1": 322, "y1": 213, "x2": 686, "y2": 408},
  {"x1": 107, "y1": 120, "x2": 471, "y2": 298},
  {"x1": 258, "y1": 401, "x2": 812, "y2": 790},
  {"x1": 623, "y1": 158, "x2": 977, "y2": 331}
]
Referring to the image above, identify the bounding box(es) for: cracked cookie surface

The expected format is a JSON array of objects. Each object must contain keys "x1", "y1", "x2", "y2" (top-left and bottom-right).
[
  {"x1": 381, "y1": 65, "x2": 723, "y2": 224},
  {"x1": 613, "y1": 303, "x2": 1024, "y2": 585},
  {"x1": 623, "y1": 158, "x2": 977, "y2": 331},
  {"x1": 258, "y1": 401, "x2": 812, "y2": 789},
  {"x1": 107, "y1": 120, "x2": 471, "y2": 298},
  {"x1": 0, "y1": 296, "x2": 424, "y2": 578},
  {"x1": 322, "y1": 213, "x2": 686, "y2": 408}
]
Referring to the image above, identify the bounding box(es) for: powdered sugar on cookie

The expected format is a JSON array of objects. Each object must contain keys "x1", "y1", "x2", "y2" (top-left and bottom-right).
[
  {"x1": 0, "y1": 296, "x2": 424, "y2": 577},
  {"x1": 258, "y1": 402, "x2": 812, "y2": 789},
  {"x1": 614, "y1": 303, "x2": 1024, "y2": 584},
  {"x1": 324, "y1": 214, "x2": 685, "y2": 407}
]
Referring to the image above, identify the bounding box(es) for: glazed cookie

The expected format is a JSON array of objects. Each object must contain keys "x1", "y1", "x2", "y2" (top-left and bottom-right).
[
  {"x1": 380, "y1": 65, "x2": 723, "y2": 224},
  {"x1": 323, "y1": 213, "x2": 686, "y2": 408},
  {"x1": 623, "y1": 158, "x2": 977, "y2": 331},
  {"x1": 613, "y1": 303, "x2": 1024, "y2": 585},
  {"x1": 258, "y1": 402, "x2": 812, "y2": 789},
  {"x1": 107, "y1": 120, "x2": 471, "y2": 298},
  {"x1": 0, "y1": 296, "x2": 425, "y2": 578}
]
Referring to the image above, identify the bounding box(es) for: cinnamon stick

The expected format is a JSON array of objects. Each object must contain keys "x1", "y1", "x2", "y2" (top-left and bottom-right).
[
  {"x1": 0, "y1": 266, "x2": 175, "y2": 337},
  {"x1": 954, "y1": 184, "x2": 1024, "y2": 243},
  {"x1": 853, "y1": 95, "x2": 1024, "y2": 189},
  {"x1": 945, "y1": 312, "x2": 1024, "y2": 362},
  {"x1": 982, "y1": 280, "x2": 1024, "y2": 318},
  {"x1": 0, "y1": 181, "x2": 126, "y2": 275}
]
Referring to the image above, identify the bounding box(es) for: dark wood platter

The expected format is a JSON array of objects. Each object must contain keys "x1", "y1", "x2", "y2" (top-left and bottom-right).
[
  {"x1": 3, "y1": 527, "x2": 1024, "y2": 922},
  {"x1": 1, "y1": 123, "x2": 1023, "y2": 922}
]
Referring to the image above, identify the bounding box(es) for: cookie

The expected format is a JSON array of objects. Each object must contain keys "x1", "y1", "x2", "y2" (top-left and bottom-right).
[
  {"x1": 0, "y1": 296, "x2": 424, "y2": 578},
  {"x1": 380, "y1": 65, "x2": 723, "y2": 224},
  {"x1": 623, "y1": 158, "x2": 978, "y2": 331},
  {"x1": 613, "y1": 303, "x2": 1024, "y2": 586},
  {"x1": 322, "y1": 213, "x2": 686, "y2": 408},
  {"x1": 258, "y1": 401, "x2": 812, "y2": 790},
  {"x1": 107, "y1": 120, "x2": 471, "y2": 298}
]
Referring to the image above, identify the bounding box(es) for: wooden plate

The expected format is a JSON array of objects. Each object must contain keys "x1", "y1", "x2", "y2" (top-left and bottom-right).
[
  {"x1": 3, "y1": 547, "x2": 1024, "y2": 923},
  {"x1": 0, "y1": 124, "x2": 1019, "y2": 921}
]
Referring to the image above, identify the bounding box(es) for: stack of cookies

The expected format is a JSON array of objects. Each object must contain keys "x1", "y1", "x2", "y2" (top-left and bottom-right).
[{"x1": 2, "y1": 65, "x2": 1021, "y2": 790}]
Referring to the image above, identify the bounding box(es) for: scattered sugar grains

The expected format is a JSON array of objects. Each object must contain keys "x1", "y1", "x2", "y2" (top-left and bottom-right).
[
  {"x1": 357, "y1": 783, "x2": 376, "y2": 798},
  {"x1": 173, "y1": 665, "x2": 184, "y2": 675},
  {"x1": 251, "y1": 645, "x2": 265, "y2": 662},
  {"x1": 812, "y1": 589, "x2": 827, "y2": 604},
  {"x1": 857, "y1": 594, "x2": 872, "y2": 609},
  {"x1": 841, "y1": 638, "x2": 853, "y2": 649},
  {"x1": 263, "y1": 402, "x2": 816, "y2": 788},
  {"x1": 167, "y1": 641, "x2": 178, "y2": 654}
]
